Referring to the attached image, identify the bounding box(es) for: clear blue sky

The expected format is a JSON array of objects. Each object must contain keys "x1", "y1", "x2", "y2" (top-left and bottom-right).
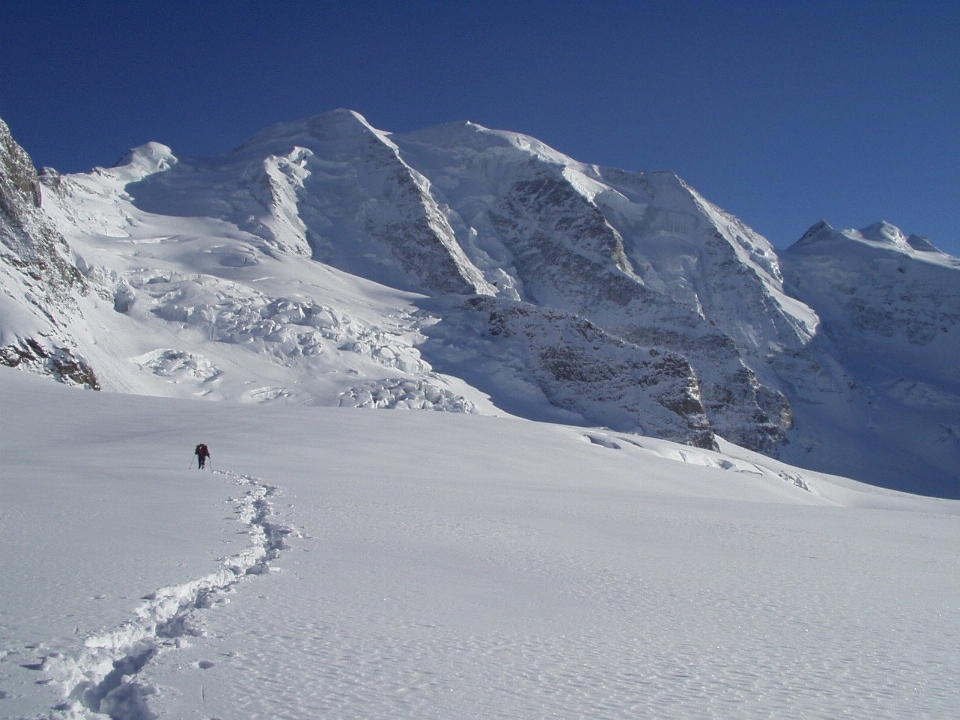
[{"x1": 2, "y1": 1, "x2": 958, "y2": 254}]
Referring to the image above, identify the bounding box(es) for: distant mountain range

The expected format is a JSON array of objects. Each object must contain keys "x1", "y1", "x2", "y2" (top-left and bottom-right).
[{"x1": 2, "y1": 111, "x2": 958, "y2": 496}]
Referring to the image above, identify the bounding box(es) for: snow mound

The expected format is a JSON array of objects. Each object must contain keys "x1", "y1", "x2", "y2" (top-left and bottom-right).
[
  {"x1": 134, "y1": 349, "x2": 222, "y2": 385},
  {"x1": 114, "y1": 142, "x2": 178, "y2": 179},
  {"x1": 247, "y1": 386, "x2": 294, "y2": 403},
  {"x1": 340, "y1": 378, "x2": 479, "y2": 412}
]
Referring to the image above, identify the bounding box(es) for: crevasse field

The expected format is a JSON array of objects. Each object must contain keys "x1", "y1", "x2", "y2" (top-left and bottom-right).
[{"x1": 2, "y1": 368, "x2": 959, "y2": 719}]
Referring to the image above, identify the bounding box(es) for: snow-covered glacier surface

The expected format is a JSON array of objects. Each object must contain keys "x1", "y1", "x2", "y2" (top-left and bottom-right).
[{"x1": 3, "y1": 368, "x2": 960, "y2": 719}]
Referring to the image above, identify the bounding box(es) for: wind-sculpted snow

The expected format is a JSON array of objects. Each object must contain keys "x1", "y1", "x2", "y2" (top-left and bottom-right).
[
  {"x1": 133, "y1": 349, "x2": 222, "y2": 385},
  {"x1": 68, "y1": 251, "x2": 438, "y2": 402},
  {"x1": 339, "y1": 377, "x2": 479, "y2": 412},
  {"x1": 134, "y1": 272, "x2": 335, "y2": 358}
]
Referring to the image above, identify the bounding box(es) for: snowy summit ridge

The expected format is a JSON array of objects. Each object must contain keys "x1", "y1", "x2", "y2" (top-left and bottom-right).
[{"x1": 1, "y1": 110, "x2": 958, "y2": 495}]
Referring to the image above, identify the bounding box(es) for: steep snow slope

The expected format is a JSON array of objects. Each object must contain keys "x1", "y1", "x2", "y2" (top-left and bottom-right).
[
  {"x1": 3, "y1": 368, "x2": 960, "y2": 719},
  {"x1": 33, "y1": 135, "x2": 491, "y2": 411},
  {"x1": 128, "y1": 110, "x2": 493, "y2": 296},
  {"x1": 780, "y1": 220, "x2": 960, "y2": 496},
  {"x1": 394, "y1": 121, "x2": 817, "y2": 353}
]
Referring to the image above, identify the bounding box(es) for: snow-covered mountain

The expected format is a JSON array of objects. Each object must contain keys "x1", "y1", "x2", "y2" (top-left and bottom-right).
[
  {"x1": 1, "y1": 110, "x2": 957, "y2": 495},
  {"x1": 779, "y1": 220, "x2": 960, "y2": 495}
]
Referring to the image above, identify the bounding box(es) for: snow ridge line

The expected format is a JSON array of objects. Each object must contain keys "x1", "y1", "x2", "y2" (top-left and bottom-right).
[{"x1": 39, "y1": 470, "x2": 291, "y2": 720}]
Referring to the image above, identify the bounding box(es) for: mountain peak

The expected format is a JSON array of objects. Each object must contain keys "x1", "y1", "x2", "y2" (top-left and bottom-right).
[
  {"x1": 789, "y1": 220, "x2": 835, "y2": 249},
  {"x1": 3, "y1": 113, "x2": 957, "y2": 496},
  {"x1": 858, "y1": 220, "x2": 906, "y2": 247},
  {"x1": 233, "y1": 108, "x2": 389, "y2": 155},
  {"x1": 791, "y1": 219, "x2": 954, "y2": 259},
  {"x1": 115, "y1": 142, "x2": 177, "y2": 177}
]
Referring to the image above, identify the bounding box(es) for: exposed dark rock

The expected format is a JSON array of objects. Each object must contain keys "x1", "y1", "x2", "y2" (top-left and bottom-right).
[{"x1": 0, "y1": 337, "x2": 99, "y2": 389}]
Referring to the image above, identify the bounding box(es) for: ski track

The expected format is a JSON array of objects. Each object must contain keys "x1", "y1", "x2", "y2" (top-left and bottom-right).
[{"x1": 34, "y1": 470, "x2": 291, "y2": 720}]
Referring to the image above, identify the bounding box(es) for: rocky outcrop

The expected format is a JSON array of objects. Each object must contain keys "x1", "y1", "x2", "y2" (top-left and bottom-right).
[
  {"x1": 0, "y1": 337, "x2": 99, "y2": 389},
  {"x1": 418, "y1": 295, "x2": 716, "y2": 449},
  {"x1": 0, "y1": 119, "x2": 85, "y2": 302},
  {"x1": 0, "y1": 117, "x2": 97, "y2": 388}
]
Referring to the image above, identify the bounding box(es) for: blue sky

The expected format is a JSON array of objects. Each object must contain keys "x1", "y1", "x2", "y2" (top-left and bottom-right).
[{"x1": 2, "y1": 1, "x2": 958, "y2": 254}]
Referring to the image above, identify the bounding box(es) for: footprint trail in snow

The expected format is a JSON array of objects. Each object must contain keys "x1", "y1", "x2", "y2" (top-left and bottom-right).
[{"x1": 38, "y1": 470, "x2": 292, "y2": 720}]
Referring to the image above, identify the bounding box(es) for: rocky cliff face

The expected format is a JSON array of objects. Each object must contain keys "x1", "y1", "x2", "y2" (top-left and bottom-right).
[
  {"x1": 416, "y1": 294, "x2": 716, "y2": 449},
  {"x1": 392, "y1": 122, "x2": 804, "y2": 454},
  {"x1": 0, "y1": 119, "x2": 98, "y2": 388}
]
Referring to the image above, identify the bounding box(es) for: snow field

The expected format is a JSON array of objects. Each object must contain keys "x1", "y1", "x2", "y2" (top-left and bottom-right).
[
  {"x1": 40, "y1": 470, "x2": 288, "y2": 718},
  {"x1": 1, "y1": 373, "x2": 294, "y2": 717},
  {"x1": 147, "y1": 473, "x2": 960, "y2": 719},
  {"x1": 2, "y1": 368, "x2": 960, "y2": 718}
]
